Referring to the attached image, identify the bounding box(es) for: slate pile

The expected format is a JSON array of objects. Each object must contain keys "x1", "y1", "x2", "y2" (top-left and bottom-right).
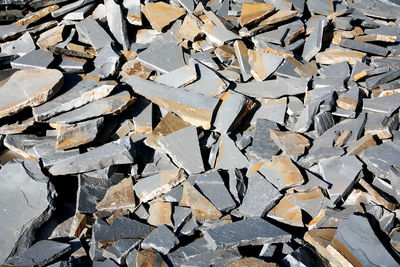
[{"x1": 1, "y1": 0, "x2": 400, "y2": 266}]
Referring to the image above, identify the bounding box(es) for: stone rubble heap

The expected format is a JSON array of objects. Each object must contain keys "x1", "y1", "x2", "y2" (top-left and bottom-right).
[{"x1": 0, "y1": 0, "x2": 400, "y2": 266}]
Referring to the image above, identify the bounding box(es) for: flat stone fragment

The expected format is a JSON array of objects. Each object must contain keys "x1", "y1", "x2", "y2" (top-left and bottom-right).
[
  {"x1": 239, "y1": 2, "x2": 275, "y2": 26},
  {"x1": 16, "y1": 4, "x2": 58, "y2": 26},
  {"x1": 204, "y1": 217, "x2": 291, "y2": 251},
  {"x1": 234, "y1": 40, "x2": 252, "y2": 81},
  {"x1": 363, "y1": 93, "x2": 400, "y2": 116},
  {"x1": 319, "y1": 155, "x2": 363, "y2": 206},
  {"x1": 96, "y1": 177, "x2": 136, "y2": 212},
  {"x1": 270, "y1": 129, "x2": 310, "y2": 155},
  {"x1": 105, "y1": 0, "x2": 129, "y2": 50},
  {"x1": 0, "y1": 160, "x2": 55, "y2": 263},
  {"x1": 49, "y1": 136, "x2": 135, "y2": 175},
  {"x1": 156, "y1": 62, "x2": 197, "y2": 88},
  {"x1": 360, "y1": 141, "x2": 400, "y2": 179},
  {"x1": 173, "y1": 206, "x2": 191, "y2": 232},
  {"x1": 127, "y1": 76, "x2": 219, "y2": 129},
  {"x1": 33, "y1": 75, "x2": 115, "y2": 121},
  {"x1": 254, "y1": 156, "x2": 304, "y2": 190},
  {"x1": 123, "y1": 0, "x2": 141, "y2": 25},
  {"x1": 4, "y1": 240, "x2": 70, "y2": 267},
  {"x1": 226, "y1": 257, "x2": 275, "y2": 267},
  {"x1": 134, "y1": 169, "x2": 187, "y2": 202},
  {"x1": 89, "y1": 215, "x2": 149, "y2": 260},
  {"x1": 0, "y1": 32, "x2": 35, "y2": 56},
  {"x1": 0, "y1": 117, "x2": 34, "y2": 135},
  {"x1": 103, "y1": 238, "x2": 141, "y2": 265},
  {"x1": 76, "y1": 15, "x2": 113, "y2": 52},
  {"x1": 214, "y1": 134, "x2": 249, "y2": 170},
  {"x1": 88, "y1": 44, "x2": 121, "y2": 79},
  {"x1": 283, "y1": 244, "x2": 329, "y2": 267},
  {"x1": 237, "y1": 172, "x2": 281, "y2": 217},
  {"x1": 141, "y1": 225, "x2": 179, "y2": 254},
  {"x1": 142, "y1": 2, "x2": 185, "y2": 32},
  {"x1": 194, "y1": 170, "x2": 236, "y2": 212},
  {"x1": 33, "y1": 144, "x2": 79, "y2": 168},
  {"x1": 11, "y1": 49, "x2": 54, "y2": 69},
  {"x1": 181, "y1": 181, "x2": 222, "y2": 221},
  {"x1": 314, "y1": 111, "x2": 335, "y2": 135},
  {"x1": 48, "y1": 90, "x2": 134, "y2": 124},
  {"x1": 158, "y1": 126, "x2": 203, "y2": 174},
  {"x1": 178, "y1": 13, "x2": 203, "y2": 42},
  {"x1": 214, "y1": 91, "x2": 251, "y2": 132},
  {"x1": 316, "y1": 48, "x2": 366, "y2": 65},
  {"x1": 52, "y1": 0, "x2": 94, "y2": 17},
  {"x1": 59, "y1": 56, "x2": 86, "y2": 73},
  {"x1": 338, "y1": 38, "x2": 388, "y2": 56},
  {"x1": 202, "y1": 20, "x2": 240, "y2": 46},
  {"x1": 268, "y1": 188, "x2": 325, "y2": 227},
  {"x1": 62, "y1": 3, "x2": 95, "y2": 20},
  {"x1": 249, "y1": 119, "x2": 280, "y2": 160},
  {"x1": 251, "y1": 98, "x2": 287, "y2": 125},
  {"x1": 137, "y1": 41, "x2": 185, "y2": 73},
  {"x1": 36, "y1": 24, "x2": 65, "y2": 49},
  {"x1": 4, "y1": 134, "x2": 56, "y2": 160},
  {"x1": 148, "y1": 201, "x2": 173, "y2": 227},
  {"x1": 302, "y1": 17, "x2": 324, "y2": 61},
  {"x1": 0, "y1": 68, "x2": 63, "y2": 119},
  {"x1": 346, "y1": 133, "x2": 376, "y2": 155},
  {"x1": 331, "y1": 215, "x2": 399, "y2": 266},
  {"x1": 248, "y1": 50, "x2": 283, "y2": 81},
  {"x1": 235, "y1": 77, "x2": 308, "y2": 98}
]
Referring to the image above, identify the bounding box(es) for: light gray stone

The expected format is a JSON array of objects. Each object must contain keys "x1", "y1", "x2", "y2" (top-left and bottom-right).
[
  {"x1": 319, "y1": 155, "x2": 363, "y2": 206},
  {"x1": 103, "y1": 238, "x2": 141, "y2": 265},
  {"x1": 237, "y1": 172, "x2": 281, "y2": 217},
  {"x1": 204, "y1": 217, "x2": 291, "y2": 250},
  {"x1": 123, "y1": 0, "x2": 141, "y2": 25},
  {"x1": 11, "y1": 49, "x2": 53, "y2": 69},
  {"x1": 63, "y1": 3, "x2": 95, "y2": 20},
  {"x1": 88, "y1": 43, "x2": 121, "y2": 79},
  {"x1": 249, "y1": 119, "x2": 280, "y2": 160},
  {"x1": 228, "y1": 168, "x2": 246, "y2": 204},
  {"x1": 0, "y1": 32, "x2": 35, "y2": 56},
  {"x1": 59, "y1": 57, "x2": 86, "y2": 73},
  {"x1": 302, "y1": 17, "x2": 324, "y2": 61},
  {"x1": 214, "y1": 134, "x2": 249, "y2": 170},
  {"x1": 49, "y1": 136, "x2": 136, "y2": 175},
  {"x1": 363, "y1": 93, "x2": 400, "y2": 116},
  {"x1": 4, "y1": 134, "x2": 56, "y2": 159},
  {"x1": 314, "y1": 111, "x2": 335, "y2": 135},
  {"x1": 141, "y1": 225, "x2": 179, "y2": 254},
  {"x1": 235, "y1": 77, "x2": 308, "y2": 98},
  {"x1": 105, "y1": 0, "x2": 129, "y2": 50},
  {"x1": 173, "y1": 206, "x2": 191, "y2": 233},
  {"x1": 137, "y1": 41, "x2": 185, "y2": 73},
  {"x1": 76, "y1": 15, "x2": 113, "y2": 52},
  {"x1": 214, "y1": 91, "x2": 250, "y2": 132},
  {"x1": 156, "y1": 62, "x2": 197, "y2": 88},
  {"x1": 33, "y1": 74, "x2": 115, "y2": 121},
  {"x1": 158, "y1": 126, "x2": 204, "y2": 174},
  {"x1": 48, "y1": 90, "x2": 134, "y2": 124},
  {"x1": 52, "y1": 0, "x2": 95, "y2": 18},
  {"x1": 33, "y1": 144, "x2": 79, "y2": 167},
  {"x1": 0, "y1": 160, "x2": 55, "y2": 263}
]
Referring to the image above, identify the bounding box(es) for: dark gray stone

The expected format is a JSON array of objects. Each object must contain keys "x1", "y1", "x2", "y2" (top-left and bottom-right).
[
  {"x1": 249, "y1": 119, "x2": 280, "y2": 160},
  {"x1": 11, "y1": 49, "x2": 53, "y2": 69},
  {"x1": 76, "y1": 15, "x2": 113, "y2": 52},
  {"x1": 141, "y1": 225, "x2": 179, "y2": 254},
  {"x1": 88, "y1": 43, "x2": 121, "y2": 79}
]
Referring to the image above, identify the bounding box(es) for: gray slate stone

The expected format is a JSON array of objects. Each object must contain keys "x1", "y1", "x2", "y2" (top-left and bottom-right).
[
  {"x1": 63, "y1": 3, "x2": 95, "y2": 20},
  {"x1": 302, "y1": 17, "x2": 324, "y2": 61},
  {"x1": 194, "y1": 170, "x2": 236, "y2": 212},
  {"x1": 5, "y1": 240, "x2": 70, "y2": 267},
  {"x1": 214, "y1": 91, "x2": 249, "y2": 133},
  {"x1": 363, "y1": 93, "x2": 400, "y2": 116},
  {"x1": 90, "y1": 215, "x2": 150, "y2": 260},
  {"x1": 214, "y1": 134, "x2": 249, "y2": 170},
  {"x1": 235, "y1": 77, "x2": 308, "y2": 98},
  {"x1": 137, "y1": 41, "x2": 185, "y2": 73},
  {"x1": 228, "y1": 168, "x2": 246, "y2": 204},
  {"x1": 4, "y1": 134, "x2": 56, "y2": 159},
  {"x1": 158, "y1": 126, "x2": 204, "y2": 174},
  {"x1": 33, "y1": 74, "x2": 115, "y2": 121},
  {"x1": 333, "y1": 214, "x2": 399, "y2": 266},
  {"x1": 52, "y1": 0, "x2": 95, "y2": 17},
  {"x1": 0, "y1": 32, "x2": 35, "y2": 56},
  {"x1": 48, "y1": 90, "x2": 133, "y2": 124},
  {"x1": 237, "y1": 172, "x2": 281, "y2": 217},
  {"x1": 314, "y1": 111, "x2": 335, "y2": 135},
  {"x1": 141, "y1": 225, "x2": 179, "y2": 254},
  {"x1": 105, "y1": 0, "x2": 129, "y2": 50},
  {"x1": 11, "y1": 49, "x2": 53, "y2": 69},
  {"x1": 173, "y1": 206, "x2": 191, "y2": 232},
  {"x1": 76, "y1": 15, "x2": 113, "y2": 52},
  {"x1": 319, "y1": 155, "x2": 363, "y2": 206},
  {"x1": 0, "y1": 160, "x2": 55, "y2": 263},
  {"x1": 88, "y1": 43, "x2": 121, "y2": 79},
  {"x1": 103, "y1": 238, "x2": 141, "y2": 265},
  {"x1": 49, "y1": 136, "x2": 136, "y2": 175},
  {"x1": 156, "y1": 62, "x2": 197, "y2": 88},
  {"x1": 204, "y1": 217, "x2": 291, "y2": 250},
  {"x1": 249, "y1": 119, "x2": 280, "y2": 160},
  {"x1": 340, "y1": 38, "x2": 388, "y2": 56}
]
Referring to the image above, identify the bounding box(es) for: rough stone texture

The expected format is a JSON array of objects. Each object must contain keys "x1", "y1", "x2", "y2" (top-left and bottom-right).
[
  {"x1": 142, "y1": 2, "x2": 185, "y2": 32},
  {"x1": 49, "y1": 136, "x2": 136, "y2": 175},
  {"x1": 127, "y1": 76, "x2": 218, "y2": 129},
  {"x1": 204, "y1": 217, "x2": 291, "y2": 250},
  {"x1": 0, "y1": 160, "x2": 55, "y2": 263},
  {"x1": 0, "y1": 69, "x2": 63, "y2": 118},
  {"x1": 96, "y1": 177, "x2": 136, "y2": 211},
  {"x1": 141, "y1": 225, "x2": 179, "y2": 254}
]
